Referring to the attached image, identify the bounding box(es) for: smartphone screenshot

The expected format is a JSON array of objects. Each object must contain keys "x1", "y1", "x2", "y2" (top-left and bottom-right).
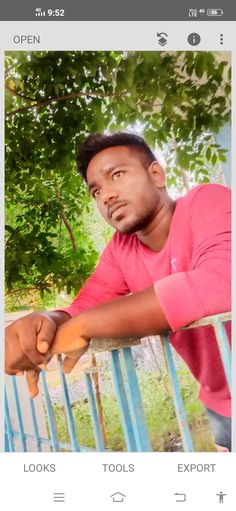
[{"x1": 1, "y1": 1, "x2": 235, "y2": 509}]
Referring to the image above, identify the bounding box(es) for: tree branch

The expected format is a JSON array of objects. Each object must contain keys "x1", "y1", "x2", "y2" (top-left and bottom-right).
[
  {"x1": 181, "y1": 169, "x2": 190, "y2": 191},
  {"x1": 5, "y1": 84, "x2": 35, "y2": 102},
  {"x1": 53, "y1": 175, "x2": 77, "y2": 253},
  {"x1": 6, "y1": 88, "x2": 162, "y2": 119},
  {"x1": 6, "y1": 89, "x2": 119, "y2": 118},
  {"x1": 6, "y1": 285, "x2": 52, "y2": 295},
  {"x1": 60, "y1": 208, "x2": 77, "y2": 252}
]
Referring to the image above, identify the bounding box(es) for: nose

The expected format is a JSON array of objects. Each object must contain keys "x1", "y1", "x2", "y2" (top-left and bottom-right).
[{"x1": 100, "y1": 184, "x2": 119, "y2": 205}]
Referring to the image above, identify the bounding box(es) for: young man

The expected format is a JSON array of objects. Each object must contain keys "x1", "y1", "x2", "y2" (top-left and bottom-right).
[{"x1": 5, "y1": 133, "x2": 231, "y2": 451}]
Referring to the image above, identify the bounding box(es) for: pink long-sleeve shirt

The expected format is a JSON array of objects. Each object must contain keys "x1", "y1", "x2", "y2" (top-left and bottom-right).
[{"x1": 60, "y1": 184, "x2": 231, "y2": 417}]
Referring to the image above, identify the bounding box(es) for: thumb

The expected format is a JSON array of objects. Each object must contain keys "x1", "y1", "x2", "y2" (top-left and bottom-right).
[
  {"x1": 62, "y1": 356, "x2": 80, "y2": 374},
  {"x1": 36, "y1": 318, "x2": 57, "y2": 354},
  {"x1": 62, "y1": 345, "x2": 89, "y2": 374}
]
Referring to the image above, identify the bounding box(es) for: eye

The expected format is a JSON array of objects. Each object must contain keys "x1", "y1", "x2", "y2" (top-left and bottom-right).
[{"x1": 113, "y1": 170, "x2": 124, "y2": 180}]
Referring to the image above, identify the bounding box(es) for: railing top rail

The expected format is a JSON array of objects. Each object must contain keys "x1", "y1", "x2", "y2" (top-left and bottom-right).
[
  {"x1": 90, "y1": 337, "x2": 141, "y2": 352},
  {"x1": 5, "y1": 310, "x2": 231, "y2": 354},
  {"x1": 89, "y1": 312, "x2": 231, "y2": 353},
  {"x1": 175, "y1": 312, "x2": 231, "y2": 331}
]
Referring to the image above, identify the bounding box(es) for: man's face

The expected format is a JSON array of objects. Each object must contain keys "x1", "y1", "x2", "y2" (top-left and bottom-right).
[{"x1": 86, "y1": 146, "x2": 165, "y2": 234}]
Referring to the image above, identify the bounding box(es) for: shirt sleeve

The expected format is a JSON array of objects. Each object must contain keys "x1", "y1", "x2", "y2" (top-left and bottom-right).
[
  {"x1": 57, "y1": 236, "x2": 130, "y2": 317},
  {"x1": 154, "y1": 185, "x2": 231, "y2": 331}
]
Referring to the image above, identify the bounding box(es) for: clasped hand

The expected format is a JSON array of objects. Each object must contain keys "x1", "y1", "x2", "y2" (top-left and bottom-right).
[{"x1": 5, "y1": 312, "x2": 90, "y2": 398}]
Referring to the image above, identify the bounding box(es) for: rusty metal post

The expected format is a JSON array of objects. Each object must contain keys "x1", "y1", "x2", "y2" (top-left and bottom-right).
[{"x1": 91, "y1": 353, "x2": 107, "y2": 448}]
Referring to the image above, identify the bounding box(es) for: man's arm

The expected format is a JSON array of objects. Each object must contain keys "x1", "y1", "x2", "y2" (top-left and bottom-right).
[
  {"x1": 154, "y1": 185, "x2": 231, "y2": 331},
  {"x1": 51, "y1": 285, "x2": 170, "y2": 357}
]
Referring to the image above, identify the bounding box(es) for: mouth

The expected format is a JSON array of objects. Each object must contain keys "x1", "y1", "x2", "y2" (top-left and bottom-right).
[{"x1": 108, "y1": 202, "x2": 127, "y2": 219}]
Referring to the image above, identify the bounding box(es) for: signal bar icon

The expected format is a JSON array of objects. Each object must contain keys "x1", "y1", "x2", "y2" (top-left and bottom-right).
[{"x1": 35, "y1": 8, "x2": 46, "y2": 17}]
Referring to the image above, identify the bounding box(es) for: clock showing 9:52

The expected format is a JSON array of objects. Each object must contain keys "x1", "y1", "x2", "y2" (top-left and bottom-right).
[{"x1": 35, "y1": 8, "x2": 65, "y2": 17}]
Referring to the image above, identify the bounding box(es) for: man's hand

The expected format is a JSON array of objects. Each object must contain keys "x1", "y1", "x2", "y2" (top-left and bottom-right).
[
  {"x1": 5, "y1": 311, "x2": 70, "y2": 397},
  {"x1": 48, "y1": 285, "x2": 170, "y2": 374},
  {"x1": 5, "y1": 312, "x2": 57, "y2": 372},
  {"x1": 50, "y1": 320, "x2": 90, "y2": 373},
  {"x1": 5, "y1": 334, "x2": 42, "y2": 397}
]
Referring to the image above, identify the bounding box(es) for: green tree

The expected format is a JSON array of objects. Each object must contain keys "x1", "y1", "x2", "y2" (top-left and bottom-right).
[{"x1": 5, "y1": 51, "x2": 231, "y2": 299}]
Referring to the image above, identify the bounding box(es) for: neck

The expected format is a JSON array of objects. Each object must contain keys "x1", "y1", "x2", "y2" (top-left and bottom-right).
[{"x1": 136, "y1": 197, "x2": 176, "y2": 251}]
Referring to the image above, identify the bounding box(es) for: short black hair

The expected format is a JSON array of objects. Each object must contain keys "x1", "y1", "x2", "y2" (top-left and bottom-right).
[{"x1": 76, "y1": 132, "x2": 156, "y2": 180}]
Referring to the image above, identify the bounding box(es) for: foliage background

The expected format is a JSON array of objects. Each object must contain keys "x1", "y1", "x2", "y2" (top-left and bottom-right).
[{"x1": 5, "y1": 51, "x2": 231, "y2": 309}]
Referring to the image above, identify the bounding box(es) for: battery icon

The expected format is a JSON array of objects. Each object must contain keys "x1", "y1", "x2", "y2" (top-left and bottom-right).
[{"x1": 207, "y1": 9, "x2": 223, "y2": 16}]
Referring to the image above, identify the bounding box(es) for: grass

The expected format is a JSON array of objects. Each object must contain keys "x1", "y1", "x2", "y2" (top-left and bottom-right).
[{"x1": 50, "y1": 367, "x2": 216, "y2": 452}]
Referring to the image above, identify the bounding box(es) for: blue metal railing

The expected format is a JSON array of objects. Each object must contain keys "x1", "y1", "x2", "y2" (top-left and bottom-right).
[
  {"x1": 5, "y1": 312, "x2": 231, "y2": 453},
  {"x1": 161, "y1": 334, "x2": 194, "y2": 452}
]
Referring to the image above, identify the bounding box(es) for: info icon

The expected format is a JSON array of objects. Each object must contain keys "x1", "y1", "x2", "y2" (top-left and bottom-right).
[{"x1": 187, "y1": 33, "x2": 201, "y2": 46}]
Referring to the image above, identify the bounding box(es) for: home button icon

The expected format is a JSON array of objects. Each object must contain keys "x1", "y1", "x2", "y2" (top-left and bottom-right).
[{"x1": 110, "y1": 492, "x2": 126, "y2": 503}]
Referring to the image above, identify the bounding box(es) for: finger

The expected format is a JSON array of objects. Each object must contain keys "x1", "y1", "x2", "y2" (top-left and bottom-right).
[
  {"x1": 5, "y1": 345, "x2": 32, "y2": 374},
  {"x1": 61, "y1": 343, "x2": 89, "y2": 373},
  {"x1": 62, "y1": 356, "x2": 80, "y2": 374},
  {"x1": 5, "y1": 329, "x2": 34, "y2": 373},
  {"x1": 5, "y1": 367, "x2": 18, "y2": 376},
  {"x1": 36, "y1": 343, "x2": 53, "y2": 367},
  {"x1": 36, "y1": 317, "x2": 57, "y2": 353},
  {"x1": 26, "y1": 368, "x2": 41, "y2": 398},
  {"x1": 38, "y1": 363, "x2": 47, "y2": 370},
  {"x1": 19, "y1": 325, "x2": 47, "y2": 367},
  {"x1": 37, "y1": 340, "x2": 49, "y2": 354}
]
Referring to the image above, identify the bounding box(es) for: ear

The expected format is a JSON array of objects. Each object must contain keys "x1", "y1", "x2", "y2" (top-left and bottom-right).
[{"x1": 148, "y1": 161, "x2": 166, "y2": 188}]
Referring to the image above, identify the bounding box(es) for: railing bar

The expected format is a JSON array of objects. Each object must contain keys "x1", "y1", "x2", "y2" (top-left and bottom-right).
[
  {"x1": 7, "y1": 311, "x2": 231, "y2": 454},
  {"x1": 120, "y1": 348, "x2": 152, "y2": 452},
  {"x1": 213, "y1": 321, "x2": 231, "y2": 393},
  {"x1": 12, "y1": 376, "x2": 27, "y2": 452},
  {"x1": 29, "y1": 397, "x2": 42, "y2": 452},
  {"x1": 4, "y1": 389, "x2": 15, "y2": 452},
  {"x1": 161, "y1": 334, "x2": 194, "y2": 452},
  {"x1": 84, "y1": 372, "x2": 104, "y2": 451},
  {"x1": 85, "y1": 372, "x2": 105, "y2": 451},
  {"x1": 41, "y1": 371, "x2": 60, "y2": 452},
  {"x1": 58, "y1": 360, "x2": 81, "y2": 452},
  {"x1": 110, "y1": 349, "x2": 137, "y2": 452}
]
